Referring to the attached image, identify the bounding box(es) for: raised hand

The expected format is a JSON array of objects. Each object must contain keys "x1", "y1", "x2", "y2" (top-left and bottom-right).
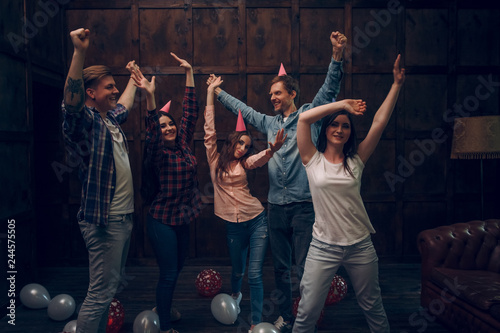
[
  {"x1": 269, "y1": 128, "x2": 288, "y2": 153},
  {"x1": 130, "y1": 67, "x2": 156, "y2": 95},
  {"x1": 343, "y1": 99, "x2": 367, "y2": 116},
  {"x1": 393, "y1": 54, "x2": 406, "y2": 86},
  {"x1": 330, "y1": 31, "x2": 347, "y2": 52},
  {"x1": 69, "y1": 28, "x2": 90, "y2": 52},
  {"x1": 170, "y1": 52, "x2": 192, "y2": 71}
]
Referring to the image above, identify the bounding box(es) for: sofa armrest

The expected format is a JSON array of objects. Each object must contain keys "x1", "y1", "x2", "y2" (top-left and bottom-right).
[{"x1": 417, "y1": 219, "x2": 500, "y2": 281}]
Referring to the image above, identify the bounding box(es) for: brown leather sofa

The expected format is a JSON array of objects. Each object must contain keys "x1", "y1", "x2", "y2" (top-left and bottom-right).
[{"x1": 417, "y1": 219, "x2": 500, "y2": 333}]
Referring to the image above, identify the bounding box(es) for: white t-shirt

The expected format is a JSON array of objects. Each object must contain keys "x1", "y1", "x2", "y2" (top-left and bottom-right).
[
  {"x1": 304, "y1": 151, "x2": 375, "y2": 246},
  {"x1": 103, "y1": 118, "x2": 134, "y2": 215}
]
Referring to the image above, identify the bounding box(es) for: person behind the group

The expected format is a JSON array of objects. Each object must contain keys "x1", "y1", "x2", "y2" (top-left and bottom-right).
[
  {"x1": 209, "y1": 31, "x2": 347, "y2": 331},
  {"x1": 293, "y1": 55, "x2": 406, "y2": 333},
  {"x1": 135, "y1": 53, "x2": 202, "y2": 333},
  {"x1": 62, "y1": 28, "x2": 140, "y2": 333},
  {"x1": 204, "y1": 74, "x2": 287, "y2": 332}
]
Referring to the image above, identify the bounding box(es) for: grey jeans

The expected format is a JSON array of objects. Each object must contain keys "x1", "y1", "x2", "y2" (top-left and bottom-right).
[{"x1": 76, "y1": 213, "x2": 133, "y2": 333}]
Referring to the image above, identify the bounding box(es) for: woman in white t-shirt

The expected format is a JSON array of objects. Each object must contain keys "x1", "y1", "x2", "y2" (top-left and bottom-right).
[{"x1": 293, "y1": 55, "x2": 405, "y2": 333}]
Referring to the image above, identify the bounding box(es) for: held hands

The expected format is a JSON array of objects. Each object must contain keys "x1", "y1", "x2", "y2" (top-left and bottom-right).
[
  {"x1": 70, "y1": 28, "x2": 90, "y2": 52},
  {"x1": 269, "y1": 128, "x2": 288, "y2": 154},
  {"x1": 206, "y1": 74, "x2": 223, "y2": 91},
  {"x1": 393, "y1": 54, "x2": 406, "y2": 86},
  {"x1": 171, "y1": 52, "x2": 192, "y2": 71},
  {"x1": 342, "y1": 99, "x2": 367, "y2": 116},
  {"x1": 126, "y1": 60, "x2": 139, "y2": 75}
]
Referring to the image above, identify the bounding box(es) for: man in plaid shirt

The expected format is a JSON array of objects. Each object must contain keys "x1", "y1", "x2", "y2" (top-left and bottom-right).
[{"x1": 62, "y1": 28, "x2": 140, "y2": 333}]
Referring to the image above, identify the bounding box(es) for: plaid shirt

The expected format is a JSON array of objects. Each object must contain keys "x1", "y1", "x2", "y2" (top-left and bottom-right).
[
  {"x1": 62, "y1": 102, "x2": 130, "y2": 226},
  {"x1": 146, "y1": 87, "x2": 202, "y2": 225}
]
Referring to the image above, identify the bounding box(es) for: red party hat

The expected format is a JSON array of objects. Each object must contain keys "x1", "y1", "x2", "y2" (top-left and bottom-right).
[
  {"x1": 278, "y1": 63, "x2": 287, "y2": 76},
  {"x1": 235, "y1": 110, "x2": 246, "y2": 131},
  {"x1": 160, "y1": 100, "x2": 171, "y2": 113}
]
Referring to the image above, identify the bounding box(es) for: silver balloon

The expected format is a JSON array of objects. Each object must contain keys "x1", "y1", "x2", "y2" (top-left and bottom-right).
[
  {"x1": 210, "y1": 293, "x2": 238, "y2": 325},
  {"x1": 252, "y1": 322, "x2": 280, "y2": 333},
  {"x1": 19, "y1": 283, "x2": 51, "y2": 309},
  {"x1": 133, "y1": 310, "x2": 160, "y2": 333},
  {"x1": 62, "y1": 319, "x2": 77, "y2": 333},
  {"x1": 47, "y1": 294, "x2": 76, "y2": 321}
]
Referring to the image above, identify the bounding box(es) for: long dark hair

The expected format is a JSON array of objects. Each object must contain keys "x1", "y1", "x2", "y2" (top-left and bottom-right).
[
  {"x1": 316, "y1": 110, "x2": 357, "y2": 178},
  {"x1": 141, "y1": 111, "x2": 178, "y2": 205},
  {"x1": 216, "y1": 131, "x2": 253, "y2": 182}
]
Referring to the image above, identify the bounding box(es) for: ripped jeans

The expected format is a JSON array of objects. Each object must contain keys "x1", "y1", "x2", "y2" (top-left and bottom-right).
[{"x1": 225, "y1": 210, "x2": 268, "y2": 325}]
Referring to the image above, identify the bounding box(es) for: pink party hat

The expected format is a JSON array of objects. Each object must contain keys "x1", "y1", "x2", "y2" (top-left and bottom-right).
[
  {"x1": 160, "y1": 100, "x2": 171, "y2": 113},
  {"x1": 235, "y1": 110, "x2": 247, "y2": 131},
  {"x1": 278, "y1": 63, "x2": 287, "y2": 76}
]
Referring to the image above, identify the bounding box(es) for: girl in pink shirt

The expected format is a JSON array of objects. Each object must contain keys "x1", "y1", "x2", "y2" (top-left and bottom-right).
[{"x1": 204, "y1": 75, "x2": 286, "y2": 332}]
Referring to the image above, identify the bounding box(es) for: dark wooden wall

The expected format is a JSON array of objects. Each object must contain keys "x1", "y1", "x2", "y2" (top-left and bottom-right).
[{"x1": 1, "y1": 1, "x2": 499, "y2": 281}]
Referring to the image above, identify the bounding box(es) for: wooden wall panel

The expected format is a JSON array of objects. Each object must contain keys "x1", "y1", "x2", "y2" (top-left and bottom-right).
[
  {"x1": 193, "y1": 8, "x2": 239, "y2": 67},
  {"x1": 404, "y1": 75, "x2": 448, "y2": 133},
  {"x1": 66, "y1": 9, "x2": 133, "y2": 70},
  {"x1": 246, "y1": 8, "x2": 291, "y2": 68},
  {"x1": 299, "y1": 8, "x2": 344, "y2": 68},
  {"x1": 365, "y1": 202, "x2": 398, "y2": 256},
  {"x1": 361, "y1": 140, "x2": 396, "y2": 196},
  {"x1": 405, "y1": 9, "x2": 448, "y2": 67},
  {"x1": 402, "y1": 139, "x2": 447, "y2": 195},
  {"x1": 457, "y1": 9, "x2": 500, "y2": 66},
  {"x1": 351, "y1": 8, "x2": 398, "y2": 69},
  {"x1": 352, "y1": 73, "x2": 397, "y2": 135},
  {"x1": 139, "y1": 9, "x2": 192, "y2": 69}
]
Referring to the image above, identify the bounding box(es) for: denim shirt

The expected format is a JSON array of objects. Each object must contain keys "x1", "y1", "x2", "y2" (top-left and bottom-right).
[{"x1": 217, "y1": 58, "x2": 343, "y2": 205}]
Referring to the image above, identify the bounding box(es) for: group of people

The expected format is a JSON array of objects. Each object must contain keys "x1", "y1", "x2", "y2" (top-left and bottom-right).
[{"x1": 62, "y1": 26, "x2": 405, "y2": 333}]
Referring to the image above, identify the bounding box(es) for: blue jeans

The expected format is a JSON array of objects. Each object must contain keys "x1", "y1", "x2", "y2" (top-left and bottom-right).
[
  {"x1": 225, "y1": 210, "x2": 268, "y2": 325},
  {"x1": 293, "y1": 237, "x2": 390, "y2": 333},
  {"x1": 268, "y1": 202, "x2": 315, "y2": 322},
  {"x1": 76, "y1": 213, "x2": 133, "y2": 333},
  {"x1": 147, "y1": 214, "x2": 190, "y2": 331}
]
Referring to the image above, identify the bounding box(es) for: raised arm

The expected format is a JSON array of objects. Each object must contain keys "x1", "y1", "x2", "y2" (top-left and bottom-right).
[
  {"x1": 357, "y1": 54, "x2": 405, "y2": 164},
  {"x1": 130, "y1": 66, "x2": 156, "y2": 111},
  {"x1": 171, "y1": 52, "x2": 194, "y2": 87},
  {"x1": 63, "y1": 28, "x2": 89, "y2": 114},
  {"x1": 117, "y1": 61, "x2": 139, "y2": 111},
  {"x1": 298, "y1": 99, "x2": 366, "y2": 165},
  {"x1": 204, "y1": 74, "x2": 223, "y2": 165}
]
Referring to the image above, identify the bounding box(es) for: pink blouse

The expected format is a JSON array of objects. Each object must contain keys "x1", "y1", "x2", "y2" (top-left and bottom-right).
[{"x1": 204, "y1": 105, "x2": 272, "y2": 223}]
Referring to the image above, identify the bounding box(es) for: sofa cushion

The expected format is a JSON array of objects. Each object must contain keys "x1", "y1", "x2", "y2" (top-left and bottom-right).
[{"x1": 431, "y1": 267, "x2": 500, "y2": 310}]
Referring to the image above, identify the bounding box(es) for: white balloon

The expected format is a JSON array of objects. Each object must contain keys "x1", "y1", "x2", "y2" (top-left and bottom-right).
[
  {"x1": 62, "y1": 319, "x2": 77, "y2": 333},
  {"x1": 133, "y1": 310, "x2": 160, "y2": 333},
  {"x1": 47, "y1": 294, "x2": 76, "y2": 321},
  {"x1": 252, "y1": 322, "x2": 281, "y2": 333},
  {"x1": 20, "y1": 283, "x2": 51, "y2": 309},
  {"x1": 210, "y1": 293, "x2": 238, "y2": 325}
]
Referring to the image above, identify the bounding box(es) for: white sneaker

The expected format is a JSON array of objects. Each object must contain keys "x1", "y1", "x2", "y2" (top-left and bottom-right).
[{"x1": 232, "y1": 292, "x2": 242, "y2": 314}]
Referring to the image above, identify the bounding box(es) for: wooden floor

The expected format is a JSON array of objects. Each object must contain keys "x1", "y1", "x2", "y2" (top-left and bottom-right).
[{"x1": 1, "y1": 260, "x2": 451, "y2": 333}]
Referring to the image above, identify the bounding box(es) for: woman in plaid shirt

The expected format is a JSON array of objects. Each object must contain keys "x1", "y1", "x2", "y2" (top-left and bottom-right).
[{"x1": 134, "y1": 53, "x2": 202, "y2": 333}]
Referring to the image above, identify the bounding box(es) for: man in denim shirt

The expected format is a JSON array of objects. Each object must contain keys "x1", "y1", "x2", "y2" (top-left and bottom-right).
[{"x1": 211, "y1": 31, "x2": 347, "y2": 332}]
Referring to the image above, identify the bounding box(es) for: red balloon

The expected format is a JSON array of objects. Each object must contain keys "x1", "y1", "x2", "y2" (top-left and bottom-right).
[
  {"x1": 292, "y1": 296, "x2": 324, "y2": 325},
  {"x1": 106, "y1": 298, "x2": 124, "y2": 333},
  {"x1": 195, "y1": 269, "x2": 222, "y2": 297},
  {"x1": 325, "y1": 274, "x2": 347, "y2": 306}
]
